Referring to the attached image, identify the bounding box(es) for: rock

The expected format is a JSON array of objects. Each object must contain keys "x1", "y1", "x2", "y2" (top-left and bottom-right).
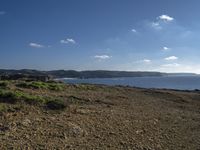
[
  {"x1": 0, "y1": 125, "x2": 9, "y2": 132},
  {"x1": 67, "y1": 123, "x2": 87, "y2": 137},
  {"x1": 135, "y1": 130, "x2": 143, "y2": 134},
  {"x1": 35, "y1": 118, "x2": 42, "y2": 122},
  {"x1": 22, "y1": 119, "x2": 31, "y2": 127}
]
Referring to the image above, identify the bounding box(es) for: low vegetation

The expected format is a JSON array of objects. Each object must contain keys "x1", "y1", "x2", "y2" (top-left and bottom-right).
[
  {"x1": 0, "y1": 80, "x2": 68, "y2": 110},
  {"x1": 0, "y1": 103, "x2": 7, "y2": 113},
  {"x1": 0, "y1": 81, "x2": 9, "y2": 89},
  {"x1": 45, "y1": 99, "x2": 68, "y2": 110},
  {"x1": 16, "y1": 81, "x2": 65, "y2": 91}
]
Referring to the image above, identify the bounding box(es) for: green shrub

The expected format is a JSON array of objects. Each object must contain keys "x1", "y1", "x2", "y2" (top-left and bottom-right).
[
  {"x1": 45, "y1": 99, "x2": 68, "y2": 110},
  {"x1": 0, "y1": 104, "x2": 7, "y2": 113},
  {"x1": 16, "y1": 82, "x2": 30, "y2": 88},
  {"x1": 17, "y1": 81, "x2": 48, "y2": 89},
  {"x1": 21, "y1": 94, "x2": 46, "y2": 105},
  {"x1": 48, "y1": 83, "x2": 64, "y2": 91},
  {"x1": 0, "y1": 90, "x2": 20, "y2": 103},
  {"x1": 31, "y1": 81, "x2": 48, "y2": 89},
  {"x1": 0, "y1": 81, "x2": 9, "y2": 89},
  {"x1": 0, "y1": 89, "x2": 45, "y2": 104},
  {"x1": 16, "y1": 81, "x2": 65, "y2": 91}
]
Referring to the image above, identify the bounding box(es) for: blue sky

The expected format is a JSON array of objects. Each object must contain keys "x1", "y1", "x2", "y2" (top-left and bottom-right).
[{"x1": 1, "y1": 0, "x2": 200, "y2": 73}]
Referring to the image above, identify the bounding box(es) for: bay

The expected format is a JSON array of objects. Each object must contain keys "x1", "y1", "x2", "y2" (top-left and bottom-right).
[{"x1": 60, "y1": 76, "x2": 200, "y2": 90}]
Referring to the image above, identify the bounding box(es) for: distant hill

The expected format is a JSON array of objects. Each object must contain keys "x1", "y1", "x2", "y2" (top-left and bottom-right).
[
  {"x1": 0, "y1": 69, "x2": 46, "y2": 76},
  {"x1": 0, "y1": 69, "x2": 198, "y2": 79},
  {"x1": 0, "y1": 69, "x2": 165, "y2": 78},
  {"x1": 49, "y1": 70, "x2": 167, "y2": 78}
]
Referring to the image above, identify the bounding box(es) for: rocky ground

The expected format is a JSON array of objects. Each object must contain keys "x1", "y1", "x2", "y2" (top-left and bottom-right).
[{"x1": 0, "y1": 81, "x2": 200, "y2": 149}]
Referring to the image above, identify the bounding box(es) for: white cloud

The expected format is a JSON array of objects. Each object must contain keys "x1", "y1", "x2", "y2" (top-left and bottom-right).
[
  {"x1": 94, "y1": 55, "x2": 112, "y2": 60},
  {"x1": 162, "y1": 46, "x2": 170, "y2": 51},
  {"x1": 29, "y1": 43, "x2": 44, "y2": 48},
  {"x1": 143, "y1": 59, "x2": 151, "y2": 63},
  {"x1": 0, "y1": 11, "x2": 6, "y2": 15},
  {"x1": 60, "y1": 38, "x2": 76, "y2": 44},
  {"x1": 150, "y1": 14, "x2": 174, "y2": 30},
  {"x1": 165, "y1": 56, "x2": 178, "y2": 61},
  {"x1": 158, "y1": 15, "x2": 174, "y2": 22},
  {"x1": 161, "y1": 63, "x2": 180, "y2": 67},
  {"x1": 131, "y1": 29, "x2": 137, "y2": 33}
]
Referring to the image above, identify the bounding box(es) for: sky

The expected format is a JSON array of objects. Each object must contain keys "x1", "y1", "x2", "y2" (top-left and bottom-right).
[{"x1": 0, "y1": 0, "x2": 200, "y2": 73}]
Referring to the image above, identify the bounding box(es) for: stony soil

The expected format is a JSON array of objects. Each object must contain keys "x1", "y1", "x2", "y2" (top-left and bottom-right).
[{"x1": 0, "y1": 84, "x2": 200, "y2": 149}]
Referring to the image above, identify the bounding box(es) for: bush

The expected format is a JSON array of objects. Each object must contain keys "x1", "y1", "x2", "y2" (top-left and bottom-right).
[
  {"x1": 48, "y1": 83, "x2": 64, "y2": 91},
  {"x1": 21, "y1": 94, "x2": 46, "y2": 105},
  {"x1": 0, "y1": 89, "x2": 45, "y2": 104},
  {"x1": 0, "y1": 87, "x2": 67, "y2": 111},
  {"x1": 45, "y1": 99, "x2": 68, "y2": 110},
  {"x1": 0, "y1": 90, "x2": 20, "y2": 103},
  {"x1": 0, "y1": 81, "x2": 9, "y2": 89},
  {"x1": 16, "y1": 81, "x2": 48, "y2": 89},
  {"x1": 16, "y1": 82, "x2": 30, "y2": 88},
  {"x1": 0, "y1": 104, "x2": 7, "y2": 113},
  {"x1": 31, "y1": 81, "x2": 48, "y2": 89}
]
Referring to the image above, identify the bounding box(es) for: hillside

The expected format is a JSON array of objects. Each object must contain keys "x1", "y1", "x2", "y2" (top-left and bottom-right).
[
  {"x1": 0, "y1": 80, "x2": 200, "y2": 149},
  {"x1": 0, "y1": 69, "x2": 166, "y2": 78}
]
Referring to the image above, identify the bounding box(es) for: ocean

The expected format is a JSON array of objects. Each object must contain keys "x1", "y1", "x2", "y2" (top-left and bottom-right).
[{"x1": 60, "y1": 76, "x2": 200, "y2": 90}]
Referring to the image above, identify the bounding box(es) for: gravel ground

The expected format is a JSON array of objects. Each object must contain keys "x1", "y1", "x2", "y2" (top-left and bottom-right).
[{"x1": 0, "y1": 84, "x2": 200, "y2": 149}]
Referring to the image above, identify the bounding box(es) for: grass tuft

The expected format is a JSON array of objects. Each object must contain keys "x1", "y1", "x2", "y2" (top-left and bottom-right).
[
  {"x1": 0, "y1": 104, "x2": 8, "y2": 113},
  {"x1": 16, "y1": 81, "x2": 65, "y2": 91}
]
